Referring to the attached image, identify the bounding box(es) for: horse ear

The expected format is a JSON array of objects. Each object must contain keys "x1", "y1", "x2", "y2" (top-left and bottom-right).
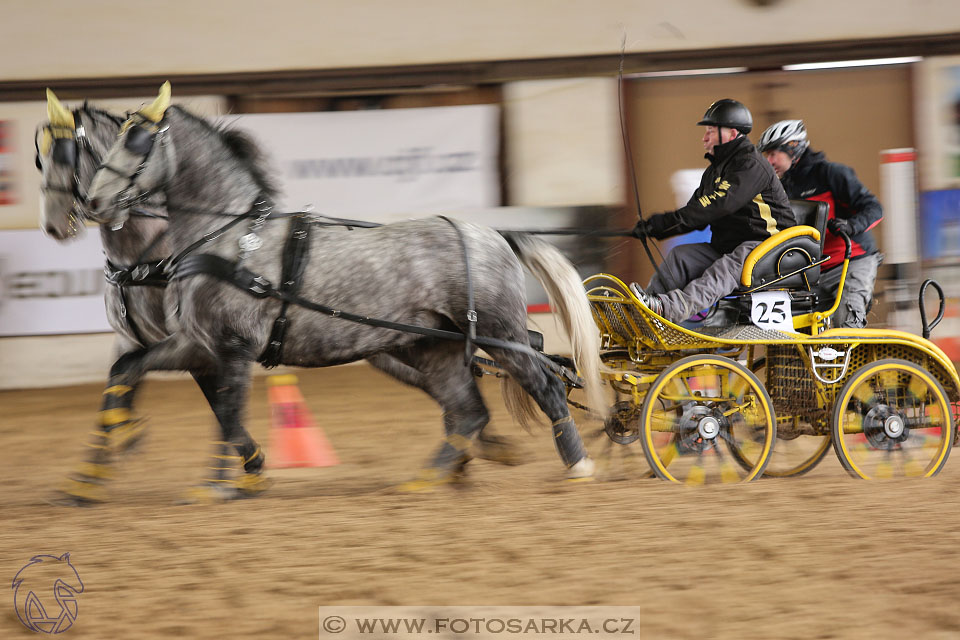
[
  {"x1": 140, "y1": 81, "x2": 171, "y2": 123},
  {"x1": 46, "y1": 89, "x2": 75, "y2": 128}
]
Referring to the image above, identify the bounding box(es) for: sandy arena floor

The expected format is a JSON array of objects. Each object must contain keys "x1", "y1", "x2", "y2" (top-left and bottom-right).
[{"x1": 2, "y1": 363, "x2": 960, "y2": 639}]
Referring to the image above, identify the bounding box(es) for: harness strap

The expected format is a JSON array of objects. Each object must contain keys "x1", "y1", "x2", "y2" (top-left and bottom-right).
[
  {"x1": 165, "y1": 206, "x2": 260, "y2": 273},
  {"x1": 104, "y1": 259, "x2": 169, "y2": 347},
  {"x1": 439, "y1": 216, "x2": 477, "y2": 367},
  {"x1": 259, "y1": 214, "x2": 312, "y2": 367},
  {"x1": 102, "y1": 216, "x2": 173, "y2": 346},
  {"x1": 171, "y1": 253, "x2": 571, "y2": 379},
  {"x1": 105, "y1": 260, "x2": 169, "y2": 287}
]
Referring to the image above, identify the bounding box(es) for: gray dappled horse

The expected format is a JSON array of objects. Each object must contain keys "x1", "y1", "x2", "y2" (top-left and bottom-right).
[
  {"x1": 86, "y1": 83, "x2": 603, "y2": 486},
  {"x1": 36, "y1": 91, "x2": 272, "y2": 505},
  {"x1": 37, "y1": 92, "x2": 535, "y2": 503}
]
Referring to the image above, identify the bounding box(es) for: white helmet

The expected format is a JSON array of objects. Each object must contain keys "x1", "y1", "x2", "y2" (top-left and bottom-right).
[{"x1": 757, "y1": 119, "x2": 809, "y2": 159}]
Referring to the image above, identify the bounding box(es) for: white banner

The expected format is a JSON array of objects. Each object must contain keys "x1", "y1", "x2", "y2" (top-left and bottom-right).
[
  {"x1": 233, "y1": 105, "x2": 501, "y2": 218},
  {"x1": 0, "y1": 229, "x2": 112, "y2": 336}
]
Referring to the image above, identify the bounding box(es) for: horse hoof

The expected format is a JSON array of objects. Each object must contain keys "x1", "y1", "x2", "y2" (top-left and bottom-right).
[
  {"x1": 566, "y1": 457, "x2": 596, "y2": 482},
  {"x1": 176, "y1": 483, "x2": 239, "y2": 505},
  {"x1": 395, "y1": 467, "x2": 457, "y2": 493},
  {"x1": 235, "y1": 472, "x2": 272, "y2": 496},
  {"x1": 473, "y1": 433, "x2": 530, "y2": 466},
  {"x1": 45, "y1": 491, "x2": 103, "y2": 508},
  {"x1": 47, "y1": 479, "x2": 108, "y2": 507}
]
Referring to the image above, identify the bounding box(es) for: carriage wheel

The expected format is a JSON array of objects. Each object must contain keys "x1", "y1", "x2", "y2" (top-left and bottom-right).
[
  {"x1": 581, "y1": 396, "x2": 655, "y2": 480},
  {"x1": 640, "y1": 354, "x2": 776, "y2": 484},
  {"x1": 831, "y1": 359, "x2": 953, "y2": 479},
  {"x1": 726, "y1": 358, "x2": 832, "y2": 477}
]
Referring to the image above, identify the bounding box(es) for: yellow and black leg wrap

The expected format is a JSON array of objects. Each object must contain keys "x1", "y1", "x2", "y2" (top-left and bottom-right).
[
  {"x1": 99, "y1": 385, "x2": 148, "y2": 454},
  {"x1": 236, "y1": 446, "x2": 270, "y2": 496},
  {"x1": 50, "y1": 382, "x2": 148, "y2": 506},
  {"x1": 178, "y1": 442, "x2": 271, "y2": 504},
  {"x1": 397, "y1": 433, "x2": 474, "y2": 493},
  {"x1": 52, "y1": 431, "x2": 115, "y2": 506}
]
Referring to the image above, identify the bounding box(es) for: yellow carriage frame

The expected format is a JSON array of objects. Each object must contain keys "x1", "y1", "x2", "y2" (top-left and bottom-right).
[{"x1": 584, "y1": 273, "x2": 959, "y2": 483}]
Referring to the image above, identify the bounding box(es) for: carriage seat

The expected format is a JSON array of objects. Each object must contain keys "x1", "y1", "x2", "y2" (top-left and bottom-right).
[{"x1": 737, "y1": 199, "x2": 829, "y2": 293}]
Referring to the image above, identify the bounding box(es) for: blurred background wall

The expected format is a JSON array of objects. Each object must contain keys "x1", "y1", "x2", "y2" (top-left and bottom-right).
[
  {"x1": 2, "y1": 0, "x2": 957, "y2": 79},
  {"x1": 1, "y1": 0, "x2": 959, "y2": 387}
]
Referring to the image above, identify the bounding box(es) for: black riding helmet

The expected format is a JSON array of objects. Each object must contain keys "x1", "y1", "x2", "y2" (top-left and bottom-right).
[{"x1": 697, "y1": 98, "x2": 753, "y2": 134}]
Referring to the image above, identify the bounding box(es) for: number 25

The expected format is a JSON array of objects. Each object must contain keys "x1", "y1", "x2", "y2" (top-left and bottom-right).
[{"x1": 757, "y1": 300, "x2": 787, "y2": 324}]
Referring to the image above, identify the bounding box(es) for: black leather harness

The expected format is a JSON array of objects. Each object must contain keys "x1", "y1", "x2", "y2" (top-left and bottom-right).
[
  {"x1": 101, "y1": 195, "x2": 584, "y2": 386},
  {"x1": 103, "y1": 259, "x2": 168, "y2": 346},
  {"x1": 169, "y1": 214, "x2": 579, "y2": 383},
  {"x1": 259, "y1": 213, "x2": 312, "y2": 367}
]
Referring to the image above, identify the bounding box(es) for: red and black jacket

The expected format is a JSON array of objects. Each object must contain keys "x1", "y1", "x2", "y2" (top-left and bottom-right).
[
  {"x1": 780, "y1": 150, "x2": 882, "y2": 270},
  {"x1": 646, "y1": 135, "x2": 796, "y2": 255}
]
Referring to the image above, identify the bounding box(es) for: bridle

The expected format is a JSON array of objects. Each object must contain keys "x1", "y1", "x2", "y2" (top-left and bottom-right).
[
  {"x1": 94, "y1": 112, "x2": 172, "y2": 219},
  {"x1": 35, "y1": 106, "x2": 122, "y2": 226}
]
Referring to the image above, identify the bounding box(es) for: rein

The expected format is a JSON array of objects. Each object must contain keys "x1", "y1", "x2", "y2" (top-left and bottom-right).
[
  {"x1": 172, "y1": 252, "x2": 575, "y2": 380},
  {"x1": 159, "y1": 198, "x2": 578, "y2": 381},
  {"x1": 104, "y1": 196, "x2": 625, "y2": 367},
  {"x1": 194, "y1": 209, "x2": 635, "y2": 238}
]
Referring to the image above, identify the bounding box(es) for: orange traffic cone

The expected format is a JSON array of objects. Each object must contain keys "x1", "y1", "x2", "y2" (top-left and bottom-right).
[{"x1": 266, "y1": 374, "x2": 339, "y2": 468}]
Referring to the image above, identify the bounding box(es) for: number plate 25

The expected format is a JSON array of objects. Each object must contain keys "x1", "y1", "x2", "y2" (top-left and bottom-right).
[{"x1": 750, "y1": 291, "x2": 793, "y2": 332}]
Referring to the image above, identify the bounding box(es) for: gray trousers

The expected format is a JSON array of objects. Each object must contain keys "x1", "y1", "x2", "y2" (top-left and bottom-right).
[
  {"x1": 815, "y1": 252, "x2": 883, "y2": 328},
  {"x1": 648, "y1": 241, "x2": 760, "y2": 323}
]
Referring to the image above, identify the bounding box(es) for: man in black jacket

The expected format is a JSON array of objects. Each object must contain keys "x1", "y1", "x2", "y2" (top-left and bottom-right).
[
  {"x1": 758, "y1": 119, "x2": 883, "y2": 328},
  {"x1": 630, "y1": 99, "x2": 796, "y2": 323}
]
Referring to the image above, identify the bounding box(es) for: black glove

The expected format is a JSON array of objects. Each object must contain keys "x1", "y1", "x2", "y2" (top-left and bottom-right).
[
  {"x1": 632, "y1": 219, "x2": 651, "y2": 239},
  {"x1": 827, "y1": 217, "x2": 853, "y2": 236}
]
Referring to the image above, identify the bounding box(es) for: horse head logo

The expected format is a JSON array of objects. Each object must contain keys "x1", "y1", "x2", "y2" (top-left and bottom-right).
[{"x1": 11, "y1": 553, "x2": 84, "y2": 634}]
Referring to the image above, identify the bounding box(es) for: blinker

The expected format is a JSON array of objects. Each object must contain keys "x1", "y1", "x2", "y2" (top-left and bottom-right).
[
  {"x1": 52, "y1": 138, "x2": 78, "y2": 167},
  {"x1": 124, "y1": 124, "x2": 155, "y2": 156}
]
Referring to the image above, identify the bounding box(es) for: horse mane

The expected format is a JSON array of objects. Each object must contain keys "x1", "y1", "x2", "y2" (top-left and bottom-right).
[
  {"x1": 80, "y1": 103, "x2": 124, "y2": 127},
  {"x1": 168, "y1": 105, "x2": 280, "y2": 200}
]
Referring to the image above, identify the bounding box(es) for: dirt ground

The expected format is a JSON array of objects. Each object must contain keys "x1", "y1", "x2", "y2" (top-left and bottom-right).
[{"x1": 3, "y1": 363, "x2": 960, "y2": 639}]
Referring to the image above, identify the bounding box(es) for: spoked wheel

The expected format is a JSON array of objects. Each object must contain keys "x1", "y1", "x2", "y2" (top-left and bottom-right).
[
  {"x1": 582, "y1": 397, "x2": 654, "y2": 480},
  {"x1": 640, "y1": 354, "x2": 776, "y2": 484},
  {"x1": 831, "y1": 359, "x2": 953, "y2": 479},
  {"x1": 726, "y1": 358, "x2": 832, "y2": 477}
]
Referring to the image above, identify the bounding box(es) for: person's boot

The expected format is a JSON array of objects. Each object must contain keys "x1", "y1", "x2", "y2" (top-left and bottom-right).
[{"x1": 628, "y1": 282, "x2": 664, "y2": 316}]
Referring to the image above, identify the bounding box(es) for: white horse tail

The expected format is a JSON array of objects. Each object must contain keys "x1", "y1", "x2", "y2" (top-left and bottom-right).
[{"x1": 501, "y1": 232, "x2": 604, "y2": 426}]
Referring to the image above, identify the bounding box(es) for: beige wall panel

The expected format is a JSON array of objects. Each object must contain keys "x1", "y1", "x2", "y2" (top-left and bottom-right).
[
  {"x1": 504, "y1": 78, "x2": 622, "y2": 207},
  {"x1": 4, "y1": 1, "x2": 959, "y2": 80}
]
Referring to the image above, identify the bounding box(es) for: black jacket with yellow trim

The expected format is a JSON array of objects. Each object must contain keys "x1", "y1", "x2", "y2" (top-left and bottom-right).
[{"x1": 647, "y1": 135, "x2": 796, "y2": 254}]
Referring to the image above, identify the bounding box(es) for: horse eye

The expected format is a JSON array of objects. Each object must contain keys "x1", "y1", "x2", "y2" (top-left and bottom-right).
[
  {"x1": 124, "y1": 125, "x2": 154, "y2": 156},
  {"x1": 51, "y1": 138, "x2": 78, "y2": 167}
]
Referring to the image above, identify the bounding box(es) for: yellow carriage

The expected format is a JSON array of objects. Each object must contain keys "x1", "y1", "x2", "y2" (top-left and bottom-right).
[{"x1": 582, "y1": 201, "x2": 958, "y2": 483}]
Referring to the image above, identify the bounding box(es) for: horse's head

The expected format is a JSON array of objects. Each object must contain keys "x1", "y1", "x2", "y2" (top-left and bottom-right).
[
  {"x1": 36, "y1": 90, "x2": 123, "y2": 241},
  {"x1": 87, "y1": 81, "x2": 176, "y2": 230}
]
